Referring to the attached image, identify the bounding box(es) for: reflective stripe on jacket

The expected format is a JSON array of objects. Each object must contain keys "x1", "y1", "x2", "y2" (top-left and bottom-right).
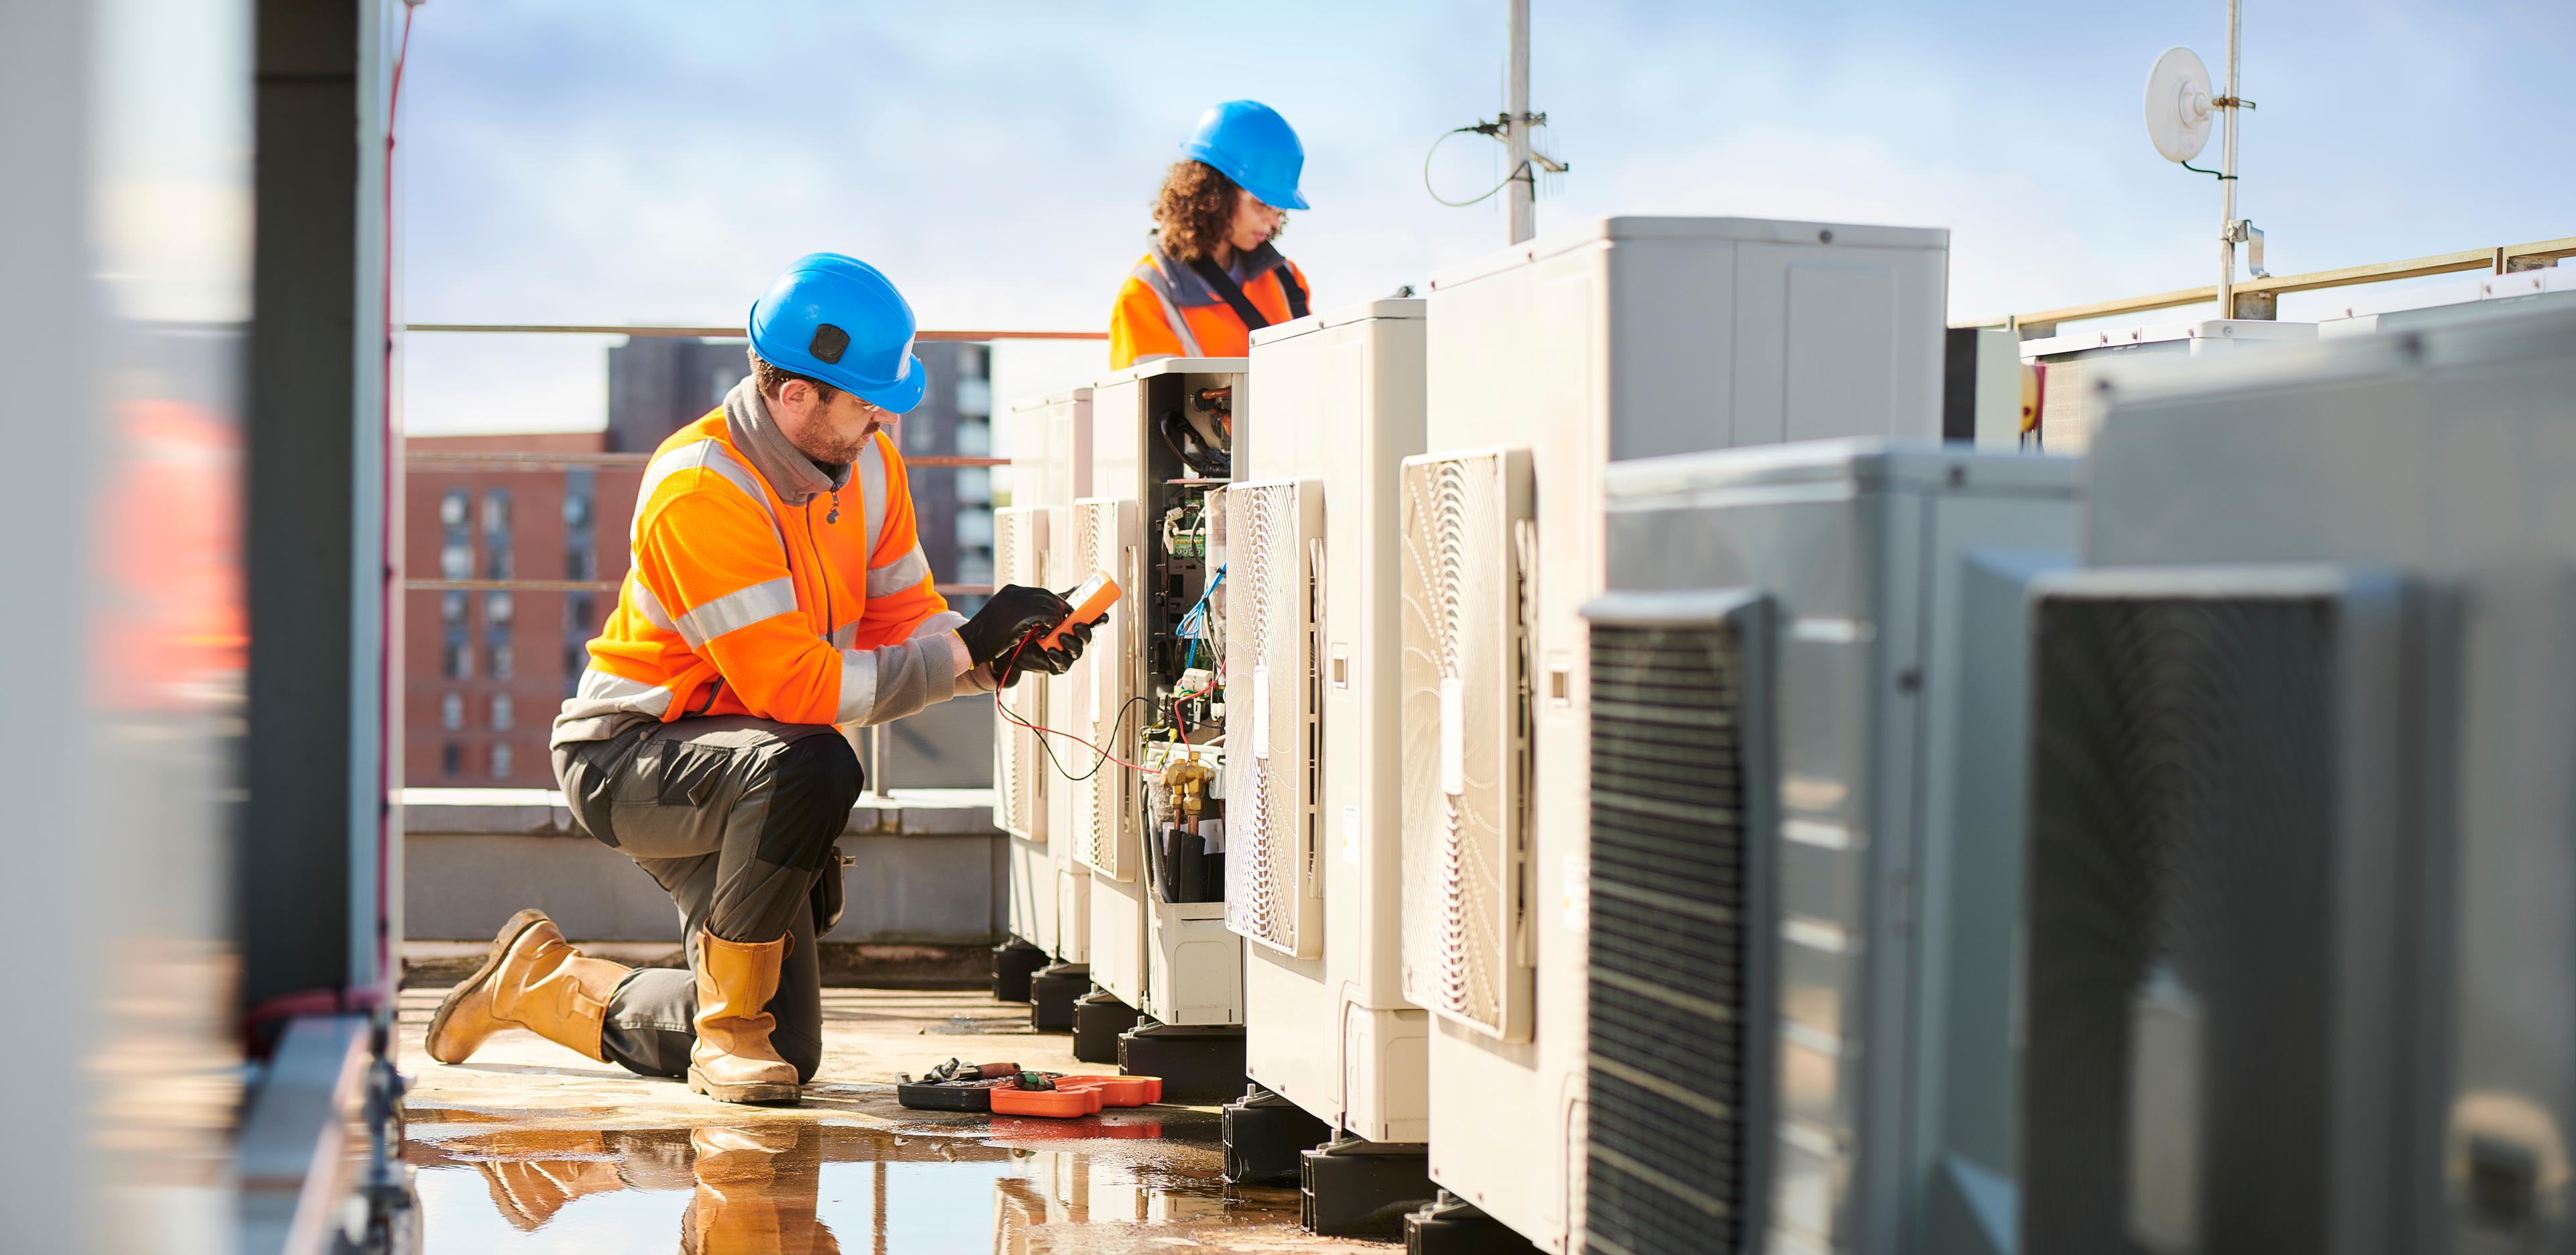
[
  {"x1": 1109, "y1": 240, "x2": 1311, "y2": 368},
  {"x1": 552, "y1": 408, "x2": 963, "y2": 746}
]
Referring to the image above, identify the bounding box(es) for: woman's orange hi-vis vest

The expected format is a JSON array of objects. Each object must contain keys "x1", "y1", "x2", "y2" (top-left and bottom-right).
[{"x1": 1109, "y1": 244, "x2": 1311, "y2": 368}]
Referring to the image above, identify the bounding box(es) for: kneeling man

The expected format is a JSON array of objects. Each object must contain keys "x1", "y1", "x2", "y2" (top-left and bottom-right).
[{"x1": 425, "y1": 253, "x2": 1090, "y2": 1104}]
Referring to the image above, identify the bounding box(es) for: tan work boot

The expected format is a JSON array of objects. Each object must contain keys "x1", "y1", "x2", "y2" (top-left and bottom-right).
[
  {"x1": 468, "y1": 1130, "x2": 627, "y2": 1232},
  {"x1": 424, "y1": 908, "x2": 629, "y2": 1065},
  {"x1": 686, "y1": 928, "x2": 802, "y2": 1105},
  {"x1": 682, "y1": 1125, "x2": 841, "y2": 1254}
]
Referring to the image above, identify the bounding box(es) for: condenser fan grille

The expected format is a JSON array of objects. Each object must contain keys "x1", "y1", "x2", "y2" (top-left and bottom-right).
[
  {"x1": 1071, "y1": 500, "x2": 1130, "y2": 881},
  {"x1": 1398, "y1": 451, "x2": 1529, "y2": 1039},
  {"x1": 1585, "y1": 620, "x2": 1752, "y2": 1255},
  {"x1": 1224, "y1": 482, "x2": 1317, "y2": 955},
  {"x1": 993, "y1": 508, "x2": 1043, "y2": 841},
  {"x1": 2023, "y1": 593, "x2": 2339, "y2": 1253}
]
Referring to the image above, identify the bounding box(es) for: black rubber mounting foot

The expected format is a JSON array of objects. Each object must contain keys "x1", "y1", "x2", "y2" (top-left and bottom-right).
[
  {"x1": 1302, "y1": 1135, "x2": 1434, "y2": 1238},
  {"x1": 1071, "y1": 989, "x2": 1140, "y2": 1064},
  {"x1": 1405, "y1": 1191, "x2": 1542, "y2": 1255},
  {"x1": 991, "y1": 940, "x2": 1046, "y2": 1003},
  {"x1": 1028, "y1": 963, "x2": 1088, "y2": 1033},
  {"x1": 1116, "y1": 1020, "x2": 1247, "y2": 1104},
  {"x1": 1222, "y1": 1085, "x2": 1332, "y2": 1185}
]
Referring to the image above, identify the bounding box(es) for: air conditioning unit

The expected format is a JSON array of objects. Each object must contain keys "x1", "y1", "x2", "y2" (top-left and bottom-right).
[
  {"x1": 1405, "y1": 216, "x2": 1951, "y2": 1254},
  {"x1": 1086, "y1": 358, "x2": 1252, "y2": 1029},
  {"x1": 1599, "y1": 442, "x2": 2078, "y2": 1255},
  {"x1": 1578, "y1": 588, "x2": 1774, "y2": 1255},
  {"x1": 2016, "y1": 318, "x2": 2313, "y2": 453},
  {"x1": 1004, "y1": 386, "x2": 1092, "y2": 965},
  {"x1": 2021, "y1": 565, "x2": 2413, "y2": 1255},
  {"x1": 2053, "y1": 304, "x2": 2576, "y2": 1253},
  {"x1": 1229, "y1": 300, "x2": 1431, "y2": 1145}
]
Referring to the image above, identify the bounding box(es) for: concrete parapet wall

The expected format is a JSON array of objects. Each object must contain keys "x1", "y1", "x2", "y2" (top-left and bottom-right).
[{"x1": 402, "y1": 787, "x2": 1005, "y2": 945}]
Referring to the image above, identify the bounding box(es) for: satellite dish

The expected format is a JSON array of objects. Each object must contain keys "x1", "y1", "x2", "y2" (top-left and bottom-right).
[{"x1": 2143, "y1": 46, "x2": 2215, "y2": 163}]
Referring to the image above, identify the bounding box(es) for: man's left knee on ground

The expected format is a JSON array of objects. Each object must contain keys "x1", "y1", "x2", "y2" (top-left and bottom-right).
[{"x1": 753, "y1": 730, "x2": 863, "y2": 873}]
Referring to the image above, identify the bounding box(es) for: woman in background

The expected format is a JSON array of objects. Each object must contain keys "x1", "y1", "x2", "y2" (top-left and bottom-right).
[{"x1": 1109, "y1": 99, "x2": 1314, "y2": 368}]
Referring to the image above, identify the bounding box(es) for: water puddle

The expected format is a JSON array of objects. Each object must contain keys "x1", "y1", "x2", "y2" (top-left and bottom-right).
[{"x1": 405, "y1": 1107, "x2": 1326, "y2": 1253}]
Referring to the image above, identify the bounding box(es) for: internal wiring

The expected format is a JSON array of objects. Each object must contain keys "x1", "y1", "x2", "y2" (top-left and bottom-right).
[
  {"x1": 998, "y1": 690, "x2": 1157, "y2": 778},
  {"x1": 991, "y1": 637, "x2": 1159, "y2": 779},
  {"x1": 1170, "y1": 638, "x2": 1208, "y2": 732}
]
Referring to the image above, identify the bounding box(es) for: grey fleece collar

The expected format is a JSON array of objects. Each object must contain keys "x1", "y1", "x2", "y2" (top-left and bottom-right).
[
  {"x1": 1148, "y1": 235, "x2": 1289, "y2": 309},
  {"x1": 721, "y1": 376, "x2": 849, "y2": 507}
]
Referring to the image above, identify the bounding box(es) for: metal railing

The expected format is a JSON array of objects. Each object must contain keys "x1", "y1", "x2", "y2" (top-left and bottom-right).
[{"x1": 1972, "y1": 232, "x2": 2576, "y2": 336}]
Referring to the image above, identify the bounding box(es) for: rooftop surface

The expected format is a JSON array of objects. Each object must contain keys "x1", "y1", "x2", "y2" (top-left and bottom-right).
[{"x1": 399, "y1": 983, "x2": 1391, "y2": 1253}]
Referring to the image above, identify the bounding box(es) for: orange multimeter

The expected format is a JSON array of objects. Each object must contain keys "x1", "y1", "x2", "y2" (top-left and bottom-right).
[{"x1": 1035, "y1": 571, "x2": 1120, "y2": 653}]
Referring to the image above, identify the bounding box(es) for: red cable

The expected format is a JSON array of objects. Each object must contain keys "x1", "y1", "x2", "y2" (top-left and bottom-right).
[
  {"x1": 370, "y1": 1, "x2": 417, "y2": 1003},
  {"x1": 990, "y1": 635, "x2": 1158, "y2": 777},
  {"x1": 996, "y1": 692, "x2": 1157, "y2": 777}
]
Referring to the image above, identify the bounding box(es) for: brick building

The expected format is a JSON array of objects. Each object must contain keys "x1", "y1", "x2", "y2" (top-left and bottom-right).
[{"x1": 403, "y1": 432, "x2": 637, "y2": 787}]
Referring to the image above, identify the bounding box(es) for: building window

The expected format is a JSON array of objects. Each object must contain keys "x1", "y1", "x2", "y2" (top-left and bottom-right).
[
  {"x1": 440, "y1": 692, "x2": 464, "y2": 731},
  {"x1": 482, "y1": 489, "x2": 514, "y2": 580},
  {"x1": 442, "y1": 591, "x2": 467, "y2": 624},
  {"x1": 486, "y1": 591, "x2": 514, "y2": 624},
  {"x1": 490, "y1": 693, "x2": 513, "y2": 731},
  {"x1": 441, "y1": 488, "x2": 474, "y2": 580},
  {"x1": 443, "y1": 638, "x2": 472, "y2": 681},
  {"x1": 490, "y1": 742, "x2": 513, "y2": 779},
  {"x1": 564, "y1": 468, "x2": 598, "y2": 585},
  {"x1": 441, "y1": 741, "x2": 462, "y2": 778},
  {"x1": 490, "y1": 643, "x2": 516, "y2": 681}
]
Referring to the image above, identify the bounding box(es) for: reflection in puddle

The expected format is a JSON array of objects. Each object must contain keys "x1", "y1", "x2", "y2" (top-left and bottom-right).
[{"x1": 405, "y1": 1113, "x2": 1305, "y2": 1253}]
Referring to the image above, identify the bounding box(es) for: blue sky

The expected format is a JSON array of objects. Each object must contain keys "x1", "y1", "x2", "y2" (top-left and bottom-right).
[{"x1": 399, "y1": 0, "x2": 2576, "y2": 434}]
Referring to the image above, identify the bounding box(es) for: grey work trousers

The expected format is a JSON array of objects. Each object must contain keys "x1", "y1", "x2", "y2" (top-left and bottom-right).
[{"x1": 553, "y1": 715, "x2": 860, "y2": 1083}]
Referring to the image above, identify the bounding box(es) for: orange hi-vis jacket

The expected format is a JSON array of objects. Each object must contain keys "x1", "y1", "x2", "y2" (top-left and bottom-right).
[
  {"x1": 552, "y1": 396, "x2": 971, "y2": 749},
  {"x1": 1108, "y1": 238, "x2": 1311, "y2": 369}
]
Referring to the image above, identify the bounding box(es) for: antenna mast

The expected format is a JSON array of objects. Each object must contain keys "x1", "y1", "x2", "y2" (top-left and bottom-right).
[
  {"x1": 2216, "y1": 0, "x2": 2242, "y2": 316},
  {"x1": 1506, "y1": 0, "x2": 1534, "y2": 244}
]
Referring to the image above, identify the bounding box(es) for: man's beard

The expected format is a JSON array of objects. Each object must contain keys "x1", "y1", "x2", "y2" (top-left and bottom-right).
[{"x1": 804, "y1": 419, "x2": 883, "y2": 468}]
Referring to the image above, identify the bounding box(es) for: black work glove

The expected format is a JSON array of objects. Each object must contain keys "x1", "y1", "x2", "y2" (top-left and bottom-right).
[
  {"x1": 959, "y1": 584, "x2": 1071, "y2": 667},
  {"x1": 988, "y1": 612, "x2": 1104, "y2": 688}
]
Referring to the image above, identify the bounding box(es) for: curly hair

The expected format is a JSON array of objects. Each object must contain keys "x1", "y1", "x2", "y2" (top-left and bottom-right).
[{"x1": 1153, "y1": 160, "x2": 1283, "y2": 264}]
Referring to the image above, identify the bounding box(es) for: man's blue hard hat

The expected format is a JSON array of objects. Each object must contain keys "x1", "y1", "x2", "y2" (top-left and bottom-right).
[
  {"x1": 746, "y1": 252, "x2": 927, "y2": 415},
  {"x1": 1180, "y1": 100, "x2": 1310, "y2": 212}
]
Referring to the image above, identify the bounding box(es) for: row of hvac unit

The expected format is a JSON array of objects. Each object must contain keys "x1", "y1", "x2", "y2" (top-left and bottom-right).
[
  {"x1": 1001, "y1": 223, "x2": 2576, "y2": 1252},
  {"x1": 1516, "y1": 300, "x2": 2576, "y2": 1254},
  {"x1": 997, "y1": 214, "x2": 1980, "y2": 1253}
]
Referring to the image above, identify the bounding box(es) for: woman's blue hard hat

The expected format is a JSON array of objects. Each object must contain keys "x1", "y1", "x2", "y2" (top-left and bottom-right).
[
  {"x1": 746, "y1": 252, "x2": 928, "y2": 415},
  {"x1": 1180, "y1": 100, "x2": 1310, "y2": 212}
]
